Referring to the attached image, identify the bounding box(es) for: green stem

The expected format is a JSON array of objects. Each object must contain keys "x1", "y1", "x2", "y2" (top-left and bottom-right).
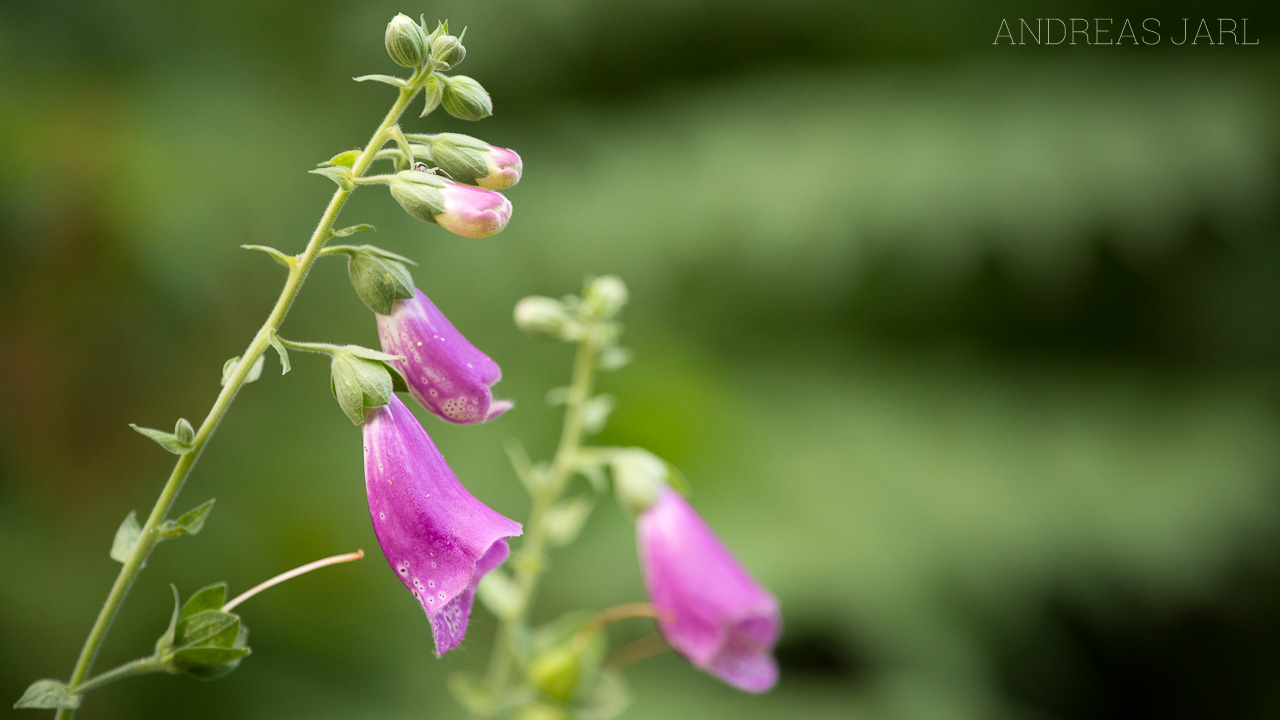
[
  {"x1": 70, "y1": 656, "x2": 165, "y2": 696},
  {"x1": 54, "y1": 70, "x2": 428, "y2": 720},
  {"x1": 475, "y1": 338, "x2": 599, "y2": 717}
]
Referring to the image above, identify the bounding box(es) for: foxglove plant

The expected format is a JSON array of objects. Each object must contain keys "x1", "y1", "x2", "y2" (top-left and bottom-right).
[{"x1": 16, "y1": 11, "x2": 780, "y2": 720}]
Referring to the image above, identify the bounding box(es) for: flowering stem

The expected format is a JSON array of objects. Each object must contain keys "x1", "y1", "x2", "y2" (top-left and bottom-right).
[
  {"x1": 474, "y1": 337, "x2": 599, "y2": 716},
  {"x1": 54, "y1": 70, "x2": 428, "y2": 720}
]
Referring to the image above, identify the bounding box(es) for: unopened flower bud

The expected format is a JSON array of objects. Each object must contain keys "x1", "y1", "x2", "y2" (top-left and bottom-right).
[
  {"x1": 583, "y1": 275, "x2": 629, "y2": 320},
  {"x1": 385, "y1": 13, "x2": 429, "y2": 68},
  {"x1": 514, "y1": 296, "x2": 570, "y2": 337},
  {"x1": 430, "y1": 133, "x2": 522, "y2": 190},
  {"x1": 530, "y1": 645, "x2": 582, "y2": 702},
  {"x1": 390, "y1": 170, "x2": 512, "y2": 238},
  {"x1": 429, "y1": 33, "x2": 466, "y2": 71},
  {"x1": 441, "y1": 75, "x2": 493, "y2": 121}
]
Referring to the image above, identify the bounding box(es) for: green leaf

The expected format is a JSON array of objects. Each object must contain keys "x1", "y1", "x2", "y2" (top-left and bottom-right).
[
  {"x1": 581, "y1": 395, "x2": 615, "y2": 436},
  {"x1": 179, "y1": 583, "x2": 227, "y2": 620},
  {"x1": 319, "y1": 149, "x2": 360, "y2": 167},
  {"x1": 268, "y1": 329, "x2": 290, "y2": 375},
  {"x1": 13, "y1": 679, "x2": 80, "y2": 710},
  {"x1": 158, "y1": 498, "x2": 215, "y2": 539},
  {"x1": 476, "y1": 569, "x2": 521, "y2": 621},
  {"x1": 308, "y1": 165, "x2": 355, "y2": 191},
  {"x1": 544, "y1": 497, "x2": 595, "y2": 548},
  {"x1": 221, "y1": 355, "x2": 264, "y2": 387},
  {"x1": 130, "y1": 424, "x2": 193, "y2": 455},
  {"x1": 330, "y1": 223, "x2": 376, "y2": 239},
  {"x1": 353, "y1": 74, "x2": 409, "y2": 88},
  {"x1": 240, "y1": 244, "x2": 295, "y2": 268},
  {"x1": 109, "y1": 511, "x2": 142, "y2": 563}
]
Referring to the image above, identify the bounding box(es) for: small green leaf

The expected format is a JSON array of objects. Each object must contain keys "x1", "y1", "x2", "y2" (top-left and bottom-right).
[
  {"x1": 267, "y1": 329, "x2": 290, "y2": 375},
  {"x1": 476, "y1": 569, "x2": 521, "y2": 620},
  {"x1": 110, "y1": 511, "x2": 142, "y2": 563},
  {"x1": 130, "y1": 424, "x2": 193, "y2": 455},
  {"x1": 544, "y1": 496, "x2": 595, "y2": 548},
  {"x1": 309, "y1": 165, "x2": 355, "y2": 191},
  {"x1": 598, "y1": 346, "x2": 633, "y2": 372},
  {"x1": 331, "y1": 223, "x2": 376, "y2": 238},
  {"x1": 581, "y1": 395, "x2": 615, "y2": 435},
  {"x1": 240, "y1": 244, "x2": 295, "y2": 268},
  {"x1": 14, "y1": 679, "x2": 80, "y2": 710},
  {"x1": 319, "y1": 149, "x2": 360, "y2": 167},
  {"x1": 353, "y1": 74, "x2": 409, "y2": 88},
  {"x1": 158, "y1": 498, "x2": 215, "y2": 539},
  {"x1": 179, "y1": 583, "x2": 227, "y2": 620}
]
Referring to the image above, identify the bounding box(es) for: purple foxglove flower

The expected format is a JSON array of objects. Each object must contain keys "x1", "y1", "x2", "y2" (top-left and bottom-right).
[
  {"x1": 637, "y1": 488, "x2": 781, "y2": 692},
  {"x1": 364, "y1": 394, "x2": 522, "y2": 656},
  {"x1": 377, "y1": 288, "x2": 512, "y2": 424}
]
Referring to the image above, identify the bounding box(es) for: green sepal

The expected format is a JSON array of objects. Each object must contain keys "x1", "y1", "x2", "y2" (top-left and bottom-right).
[
  {"x1": 240, "y1": 244, "x2": 296, "y2": 268},
  {"x1": 156, "y1": 585, "x2": 182, "y2": 655},
  {"x1": 353, "y1": 74, "x2": 409, "y2": 89},
  {"x1": 309, "y1": 165, "x2": 356, "y2": 191},
  {"x1": 130, "y1": 423, "x2": 193, "y2": 455},
  {"x1": 344, "y1": 245, "x2": 416, "y2": 315},
  {"x1": 528, "y1": 611, "x2": 607, "y2": 703},
  {"x1": 476, "y1": 568, "x2": 521, "y2": 621},
  {"x1": 420, "y1": 75, "x2": 444, "y2": 117},
  {"x1": 329, "y1": 347, "x2": 405, "y2": 424},
  {"x1": 221, "y1": 354, "x2": 264, "y2": 387},
  {"x1": 320, "y1": 149, "x2": 361, "y2": 168},
  {"x1": 331, "y1": 223, "x2": 376, "y2": 239},
  {"x1": 167, "y1": 646, "x2": 250, "y2": 672},
  {"x1": 184, "y1": 625, "x2": 249, "y2": 681},
  {"x1": 543, "y1": 497, "x2": 595, "y2": 548},
  {"x1": 268, "y1": 329, "x2": 290, "y2": 375},
  {"x1": 180, "y1": 583, "x2": 227, "y2": 619},
  {"x1": 158, "y1": 498, "x2": 215, "y2": 539},
  {"x1": 174, "y1": 609, "x2": 239, "y2": 649},
  {"x1": 13, "y1": 679, "x2": 80, "y2": 710},
  {"x1": 110, "y1": 510, "x2": 142, "y2": 563}
]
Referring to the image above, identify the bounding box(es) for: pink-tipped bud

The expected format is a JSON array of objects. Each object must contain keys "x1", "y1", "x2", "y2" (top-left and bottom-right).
[
  {"x1": 428, "y1": 133, "x2": 522, "y2": 190},
  {"x1": 389, "y1": 169, "x2": 513, "y2": 239}
]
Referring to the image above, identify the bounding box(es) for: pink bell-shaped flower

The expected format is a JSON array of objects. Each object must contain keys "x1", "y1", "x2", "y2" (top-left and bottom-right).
[
  {"x1": 363, "y1": 394, "x2": 522, "y2": 655},
  {"x1": 377, "y1": 288, "x2": 512, "y2": 424},
  {"x1": 637, "y1": 488, "x2": 781, "y2": 692}
]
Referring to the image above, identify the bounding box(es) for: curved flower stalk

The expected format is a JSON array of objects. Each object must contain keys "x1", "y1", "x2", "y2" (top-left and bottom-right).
[
  {"x1": 364, "y1": 394, "x2": 522, "y2": 655},
  {"x1": 377, "y1": 288, "x2": 511, "y2": 424},
  {"x1": 636, "y1": 488, "x2": 781, "y2": 692}
]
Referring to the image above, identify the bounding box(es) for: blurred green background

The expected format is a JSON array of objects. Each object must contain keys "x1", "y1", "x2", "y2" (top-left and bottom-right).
[{"x1": 3, "y1": 1, "x2": 1280, "y2": 718}]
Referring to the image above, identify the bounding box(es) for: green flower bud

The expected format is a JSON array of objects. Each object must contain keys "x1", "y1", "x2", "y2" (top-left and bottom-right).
[
  {"x1": 441, "y1": 75, "x2": 493, "y2": 121},
  {"x1": 385, "y1": 13, "x2": 429, "y2": 68},
  {"x1": 514, "y1": 296, "x2": 571, "y2": 338},
  {"x1": 530, "y1": 645, "x2": 581, "y2": 702},
  {"x1": 583, "y1": 275, "x2": 629, "y2": 320},
  {"x1": 389, "y1": 170, "x2": 447, "y2": 223},
  {"x1": 430, "y1": 33, "x2": 466, "y2": 71}
]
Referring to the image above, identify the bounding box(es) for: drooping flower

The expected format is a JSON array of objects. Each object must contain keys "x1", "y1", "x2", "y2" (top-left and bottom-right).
[
  {"x1": 363, "y1": 394, "x2": 522, "y2": 655},
  {"x1": 377, "y1": 288, "x2": 512, "y2": 424},
  {"x1": 390, "y1": 169, "x2": 513, "y2": 238},
  {"x1": 636, "y1": 488, "x2": 781, "y2": 692}
]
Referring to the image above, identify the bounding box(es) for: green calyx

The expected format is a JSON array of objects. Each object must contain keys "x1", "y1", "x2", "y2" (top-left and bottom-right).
[
  {"x1": 325, "y1": 244, "x2": 417, "y2": 315},
  {"x1": 390, "y1": 169, "x2": 448, "y2": 223},
  {"x1": 442, "y1": 75, "x2": 493, "y2": 121}
]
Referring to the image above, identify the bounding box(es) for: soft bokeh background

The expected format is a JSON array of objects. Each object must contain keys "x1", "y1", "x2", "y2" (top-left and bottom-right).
[{"x1": 3, "y1": 1, "x2": 1280, "y2": 718}]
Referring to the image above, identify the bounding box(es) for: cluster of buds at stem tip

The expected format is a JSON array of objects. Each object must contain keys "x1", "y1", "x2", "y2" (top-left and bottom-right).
[
  {"x1": 514, "y1": 275, "x2": 630, "y2": 343},
  {"x1": 390, "y1": 168, "x2": 512, "y2": 239},
  {"x1": 382, "y1": 15, "x2": 492, "y2": 121}
]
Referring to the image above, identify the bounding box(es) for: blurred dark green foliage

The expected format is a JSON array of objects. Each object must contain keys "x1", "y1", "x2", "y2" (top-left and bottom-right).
[{"x1": 2, "y1": 1, "x2": 1279, "y2": 718}]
